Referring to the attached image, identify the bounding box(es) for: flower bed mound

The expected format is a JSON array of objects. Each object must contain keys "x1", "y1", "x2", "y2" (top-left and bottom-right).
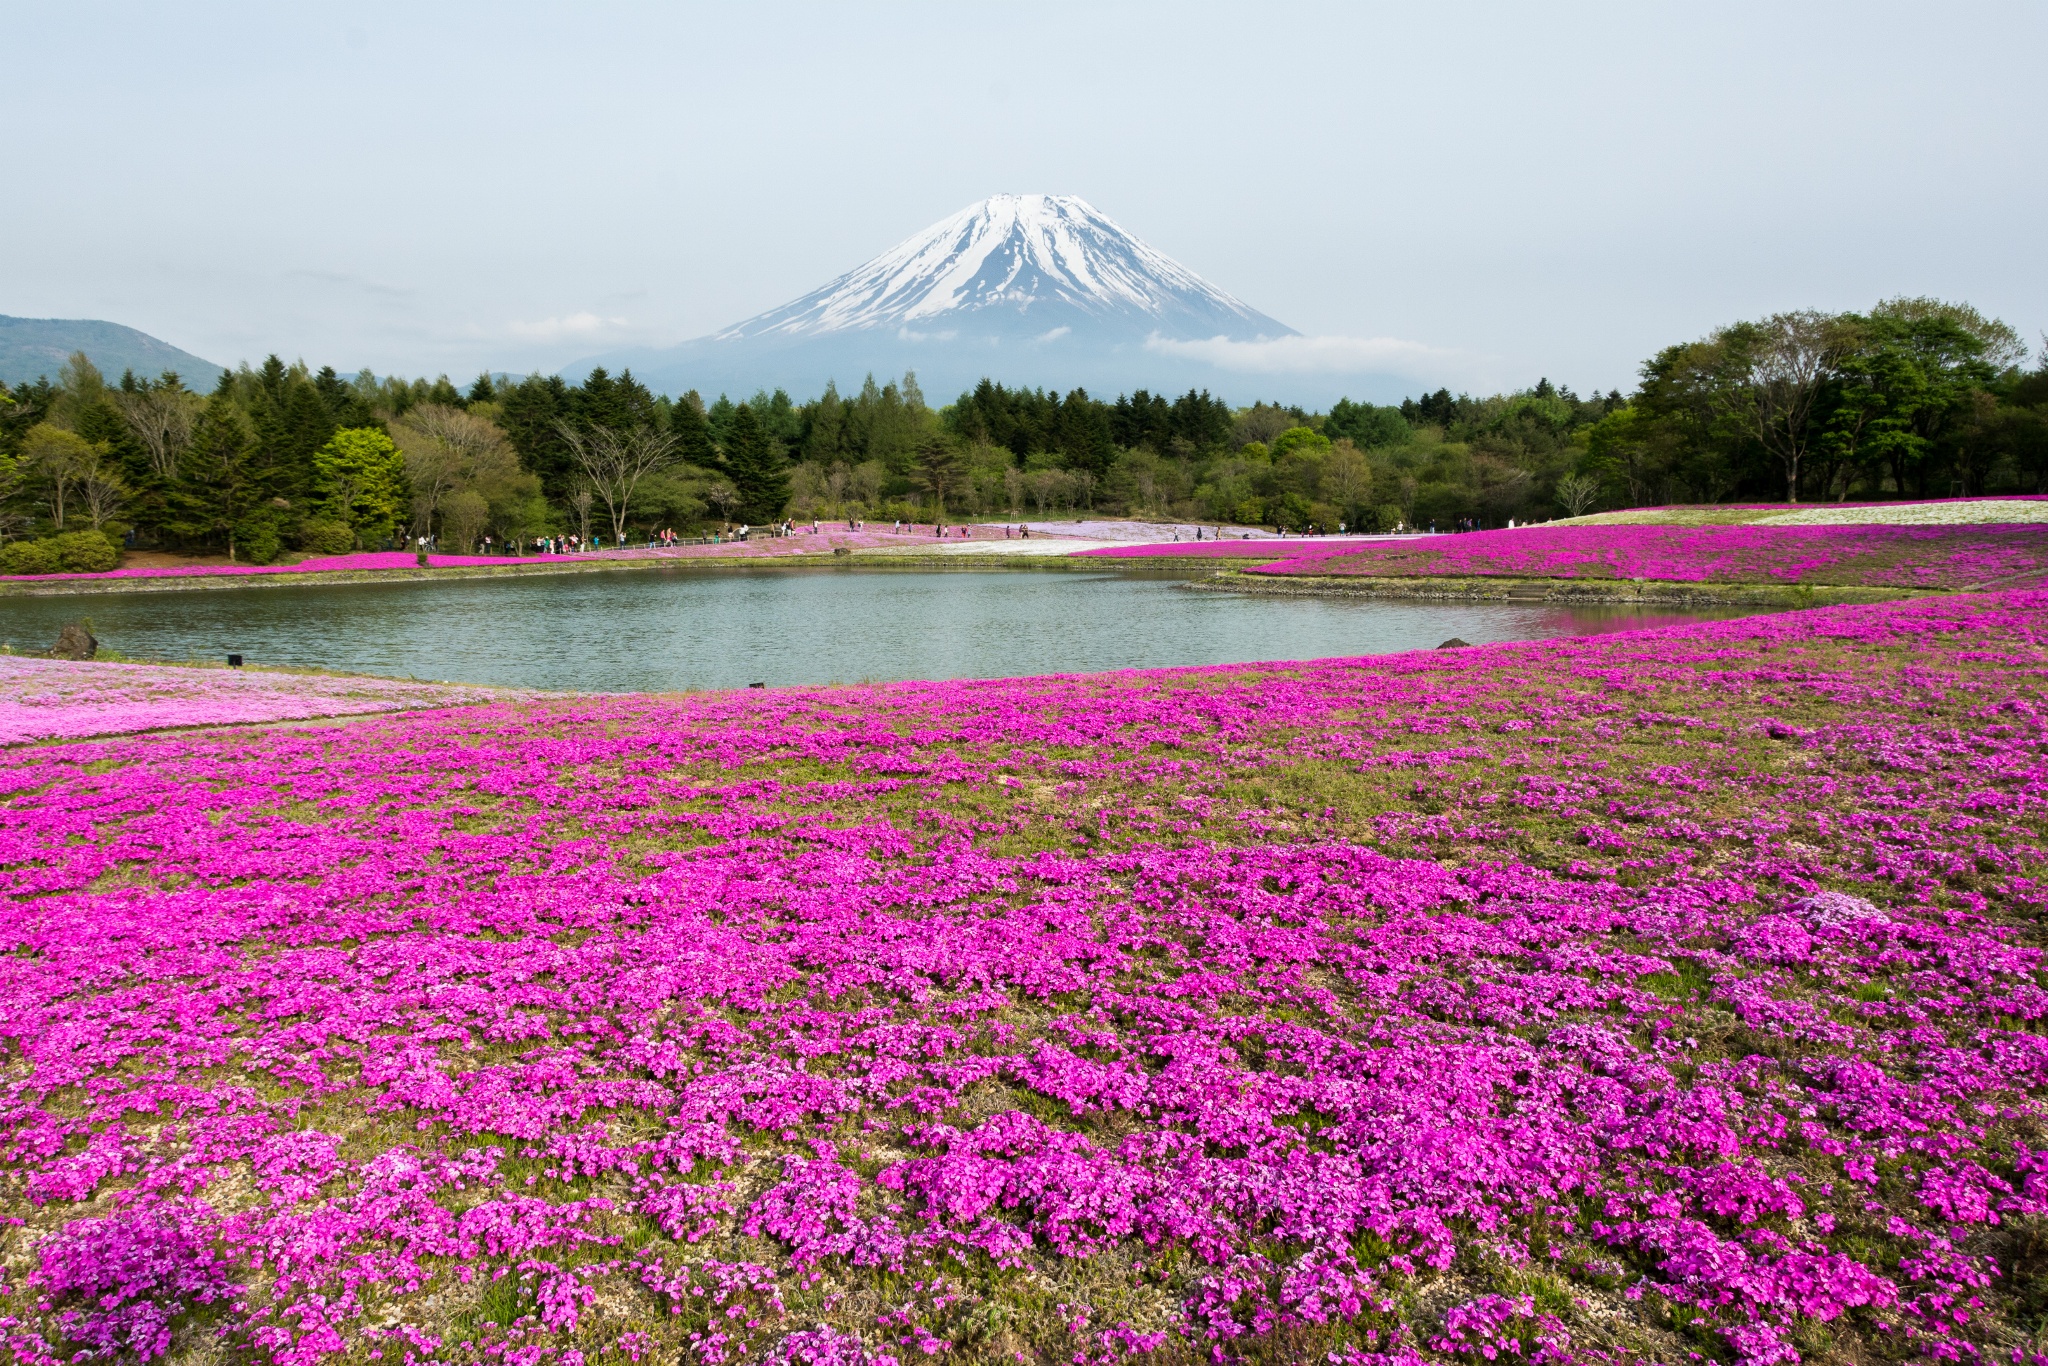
[
  {"x1": 1559, "y1": 496, "x2": 2048, "y2": 528},
  {"x1": 1256, "y1": 521, "x2": 2048, "y2": 589},
  {"x1": 1076, "y1": 538, "x2": 1363, "y2": 560},
  {"x1": 0, "y1": 656, "x2": 513, "y2": 743},
  {"x1": 4, "y1": 593, "x2": 2048, "y2": 1364}
]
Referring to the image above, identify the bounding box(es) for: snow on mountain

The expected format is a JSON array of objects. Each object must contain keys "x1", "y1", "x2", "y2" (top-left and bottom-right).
[
  {"x1": 559, "y1": 194, "x2": 1416, "y2": 402},
  {"x1": 712, "y1": 194, "x2": 1295, "y2": 344}
]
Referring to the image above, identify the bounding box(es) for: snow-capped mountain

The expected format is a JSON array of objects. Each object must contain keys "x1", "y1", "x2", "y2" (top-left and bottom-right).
[
  {"x1": 712, "y1": 194, "x2": 1294, "y2": 345},
  {"x1": 569, "y1": 195, "x2": 1346, "y2": 401}
]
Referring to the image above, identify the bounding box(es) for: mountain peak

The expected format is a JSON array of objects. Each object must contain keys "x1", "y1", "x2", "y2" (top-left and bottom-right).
[{"x1": 711, "y1": 194, "x2": 1294, "y2": 344}]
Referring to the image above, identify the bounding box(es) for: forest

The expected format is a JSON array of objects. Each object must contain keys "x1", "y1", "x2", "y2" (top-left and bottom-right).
[{"x1": 0, "y1": 296, "x2": 2042, "y2": 563}]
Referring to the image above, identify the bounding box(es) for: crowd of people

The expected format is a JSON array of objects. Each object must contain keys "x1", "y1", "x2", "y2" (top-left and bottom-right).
[{"x1": 409, "y1": 517, "x2": 1460, "y2": 561}]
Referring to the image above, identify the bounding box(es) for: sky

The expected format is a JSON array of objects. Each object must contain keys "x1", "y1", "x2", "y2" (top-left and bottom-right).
[{"x1": 4, "y1": 0, "x2": 2043, "y2": 402}]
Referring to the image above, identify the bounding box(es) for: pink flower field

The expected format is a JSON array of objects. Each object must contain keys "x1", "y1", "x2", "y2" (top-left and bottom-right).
[
  {"x1": 0, "y1": 658, "x2": 512, "y2": 744},
  {"x1": 3, "y1": 595, "x2": 2048, "y2": 1365},
  {"x1": 1078, "y1": 537, "x2": 1394, "y2": 561},
  {"x1": 1236, "y1": 523, "x2": 2048, "y2": 590}
]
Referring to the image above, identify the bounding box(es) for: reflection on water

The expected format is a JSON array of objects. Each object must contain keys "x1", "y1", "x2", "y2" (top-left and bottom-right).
[{"x1": 0, "y1": 567, "x2": 1769, "y2": 693}]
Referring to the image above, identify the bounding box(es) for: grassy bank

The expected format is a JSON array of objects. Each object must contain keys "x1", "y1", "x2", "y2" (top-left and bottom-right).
[{"x1": 1192, "y1": 570, "x2": 1921, "y2": 608}]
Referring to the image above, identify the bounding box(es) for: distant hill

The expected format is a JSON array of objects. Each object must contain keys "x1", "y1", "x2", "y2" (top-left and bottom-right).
[{"x1": 0, "y1": 315, "x2": 226, "y2": 389}]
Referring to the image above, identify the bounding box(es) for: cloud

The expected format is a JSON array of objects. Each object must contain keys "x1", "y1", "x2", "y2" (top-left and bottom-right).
[
  {"x1": 1034, "y1": 326, "x2": 1072, "y2": 343},
  {"x1": 1145, "y1": 333, "x2": 1455, "y2": 377},
  {"x1": 504, "y1": 312, "x2": 630, "y2": 341}
]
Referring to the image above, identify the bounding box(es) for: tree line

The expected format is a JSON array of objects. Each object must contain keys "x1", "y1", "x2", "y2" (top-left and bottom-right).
[{"x1": 0, "y1": 296, "x2": 2040, "y2": 563}]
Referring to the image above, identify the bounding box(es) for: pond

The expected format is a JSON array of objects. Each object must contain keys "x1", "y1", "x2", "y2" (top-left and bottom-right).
[{"x1": 0, "y1": 567, "x2": 1766, "y2": 693}]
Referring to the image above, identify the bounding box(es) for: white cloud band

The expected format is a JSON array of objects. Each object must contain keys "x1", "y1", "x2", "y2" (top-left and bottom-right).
[
  {"x1": 505, "y1": 312, "x2": 629, "y2": 341},
  {"x1": 1145, "y1": 332, "x2": 1453, "y2": 376}
]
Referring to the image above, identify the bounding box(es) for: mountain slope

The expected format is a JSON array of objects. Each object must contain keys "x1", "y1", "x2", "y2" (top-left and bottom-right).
[
  {"x1": 572, "y1": 195, "x2": 1309, "y2": 401},
  {"x1": 715, "y1": 194, "x2": 1293, "y2": 344},
  {"x1": 0, "y1": 316, "x2": 226, "y2": 389}
]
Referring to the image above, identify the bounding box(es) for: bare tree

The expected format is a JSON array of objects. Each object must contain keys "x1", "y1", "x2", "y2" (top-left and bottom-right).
[
  {"x1": 1232, "y1": 402, "x2": 1296, "y2": 448},
  {"x1": 401, "y1": 444, "x2": 459, "y2": 536},
  {"x1": 1324, "y1": 440, "x2": 1372, "y2": 510},
  {"x1": 1025, "y1": 468, "x2": 1068, "y2": 515},
  {"x1": 1735, "y1": 311, "x2": 1856, "y2": 503},
  {"x1": 556, "y1": 422, "x2": 677, "y2": 543},
  {"x1": 405, "y1": 404, "x2": 510, "y2": 470},
  {"x1": 442, "y1": 489, "x2": 490, "y2": 553},
  {"x1": 113, "y1": 388, "x2": 204, "y2": 480},
  {"x1": 570, "y1": 484, "x2": 594, "y2": 543},
  {"x1": 391, "y1": 404, "x2": 517, "y2": 536},
  {"x1": 702, "y1": 477, "x2": 741, "y2": 524},
  {"x1": 76, "y1": 447, "x2": 130, "y2": 530},
  {"x1": 1554, "y1": 472, "x2": 1602, "y2": 518},
  {"x1": 851, "y1": 461, "x2": 885, "y2": 513},
  {"x1": 24, "y1": 424, "x2": 98, "y2": 530}
]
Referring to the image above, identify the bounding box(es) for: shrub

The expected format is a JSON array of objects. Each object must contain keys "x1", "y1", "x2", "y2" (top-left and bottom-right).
[
  {"x1": 1273, "y1": 492, "x2": 1316, "y2": 531},
  {"x1": 0, "y1": 539, "x2": 62, "y2": 575},
  {"x1": 233, "y1": 519, "x2": 283, "y2": 566},
  {"x1": 49, "y1": 530, "x2": 119, "y2": 573},
  {"x1": 297, "y1": 517, "x2": 357, "y2": 554}
]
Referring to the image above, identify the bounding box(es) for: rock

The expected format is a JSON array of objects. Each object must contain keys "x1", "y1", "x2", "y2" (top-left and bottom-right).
[
  {"x1": 51, "y1": 622, "x2": 97, "y2": 660},
  {"x1": 833, "y1": 547, "x2": 852, "y2": 557},
  {"x1": 1438, "y1": 637, "x2": 1470, "y2": 649}
]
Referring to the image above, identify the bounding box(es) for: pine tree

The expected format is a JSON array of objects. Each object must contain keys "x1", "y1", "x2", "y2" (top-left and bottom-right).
[
  {"x1": 723, "y1": 403, "x2": 789, "y2": 524},
  {"x1": 668, "y1": 390, "x2": 716, "y2": 468},
  {"x1": 706, "y1": 394, "x2": 738, "y2": 449},
  {"x1": 498, "y1": 375, "x2": 573, "y2": 502},
  {"x1": 912, "y1": 434, "x2": 967, "y2": 514},
  {"x1": 171, "y1": 395, "x2": 260, "y2": 558},
  {"x1": 1058, "y1": 388, "x2": 1115, "y2": 476}
]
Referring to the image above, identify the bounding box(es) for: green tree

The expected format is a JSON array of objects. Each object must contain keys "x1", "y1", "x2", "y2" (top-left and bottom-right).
[
  {"x1": 912, "y1": 434, "x2": 968, "y2": 513},
  {"x1": 1270, "y1": 426, "x2": 1332, "y2": 461},
  {"x1": 723, "y1": 403, "x2": 789, "y2": 523},
  {"x1": 172, "y1": 395, "x2": 262, "y2": 559},
  {"x1": 668, "y1": 390, "x2": 717, "y2": 468},
  {"x1": 498, "y1": 374, "x2": 573, "y2": 501},
  {"x1": 21, "y1": 424, "x2": 102, "y2": 530},
  {"x1": 1057, "y1": 388, "x2": 1115, "y2": 476},
  {"x1": 1323, "y1": 399, "x2": 1410, "y2": 449},
  {"x1": 1870, "y1": 306, "x2": 1999, "y2": 495},
  {"x1": 314, "y1": 427, "x2": 410, "y2": 544}
]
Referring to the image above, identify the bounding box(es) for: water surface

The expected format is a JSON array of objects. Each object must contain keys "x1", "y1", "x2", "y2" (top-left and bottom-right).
[{"x1": 0, "y1": 567, "x2": 1766, "y2": 692}]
